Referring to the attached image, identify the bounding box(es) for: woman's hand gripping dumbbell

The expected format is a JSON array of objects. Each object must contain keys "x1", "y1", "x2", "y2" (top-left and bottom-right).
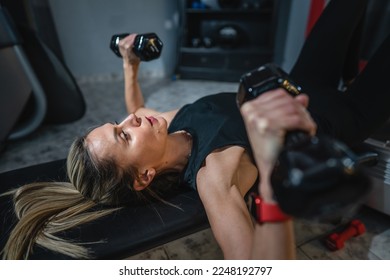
[
  {"x1": 237, "y1": 63, "x2": 372, "y2": 220},
  {"x1": 110, "y1": 33, "x2": 163, "y2": 61}
]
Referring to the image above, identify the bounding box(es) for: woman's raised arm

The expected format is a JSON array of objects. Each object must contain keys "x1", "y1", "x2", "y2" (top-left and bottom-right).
[{"x1": 118, "y1": 34, "x2": 178, "y2": 123}]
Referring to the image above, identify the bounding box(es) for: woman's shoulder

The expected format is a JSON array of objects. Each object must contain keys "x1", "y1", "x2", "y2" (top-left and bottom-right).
[{"x1": 197, "y1": 146, "x2": 257, "y2": 196}]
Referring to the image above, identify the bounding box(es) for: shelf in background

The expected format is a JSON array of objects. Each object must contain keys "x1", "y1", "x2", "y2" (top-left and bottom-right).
[{"x1": 177, "y1": 0, "x2": 279, "y2": 82}]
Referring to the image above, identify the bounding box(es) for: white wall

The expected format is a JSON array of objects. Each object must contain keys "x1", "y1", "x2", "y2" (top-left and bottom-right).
[{"x1": 48, "y1": 0, "x2": 181, "y2": 80}]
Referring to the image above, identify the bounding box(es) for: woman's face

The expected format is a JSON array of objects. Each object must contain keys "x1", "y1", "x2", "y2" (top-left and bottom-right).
[{"x1": 86, "y1": 113, "x2": 168, "y2": 171}]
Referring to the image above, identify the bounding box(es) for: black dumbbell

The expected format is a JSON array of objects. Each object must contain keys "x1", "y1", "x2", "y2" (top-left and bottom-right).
[
  {"x1": 237, "y1": 63, "x2": 372, "y2": 220},
  {"x1": 237, "y1": 63, "x2": 309, "y2": 146},
  {"x1": 110, "y1": 33, "x2": 163, "y2": 61}
]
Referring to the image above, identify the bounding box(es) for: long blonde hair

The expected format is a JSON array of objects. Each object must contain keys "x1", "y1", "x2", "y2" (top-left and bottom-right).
[{"x1": 1, "y1": 133, "x2": 181, "y2": 259}]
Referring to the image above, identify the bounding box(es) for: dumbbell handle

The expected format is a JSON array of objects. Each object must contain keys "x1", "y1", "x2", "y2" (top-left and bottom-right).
[{"x1": 337, "y1": 225, "x2": 360, "y2": 239}]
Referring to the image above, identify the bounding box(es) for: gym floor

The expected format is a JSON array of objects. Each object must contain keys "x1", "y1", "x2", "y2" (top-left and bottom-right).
[{"x1": 1, "y1": 76, "x2": 390, "y2": 260}]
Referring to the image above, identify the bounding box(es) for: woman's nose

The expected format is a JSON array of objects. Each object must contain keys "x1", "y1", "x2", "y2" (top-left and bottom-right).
[{"x1": 127, "y1": 113, "x2": 141, "y2": 126}]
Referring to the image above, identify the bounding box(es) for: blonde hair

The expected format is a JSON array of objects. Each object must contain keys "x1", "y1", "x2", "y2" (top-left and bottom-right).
[{"x1": 1, "y1": 132, "x2": 182, "y2": 259}]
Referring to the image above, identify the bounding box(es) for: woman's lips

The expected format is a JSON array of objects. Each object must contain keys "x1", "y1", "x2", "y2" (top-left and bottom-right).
[{"x1": 146, "y1": 116, "x2": 157, "y2": 126}]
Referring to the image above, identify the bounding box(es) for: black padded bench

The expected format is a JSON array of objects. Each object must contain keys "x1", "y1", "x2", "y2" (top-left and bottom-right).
[{"x1": 0, "y1": 159, "x2": 209, "y2": 259}]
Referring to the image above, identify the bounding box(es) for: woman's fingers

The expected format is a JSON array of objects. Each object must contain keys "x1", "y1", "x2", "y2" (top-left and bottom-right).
[
  {"x1": 241, "y1": 89, "x2": 316, "y2": 135},
  {"x1": 118, "y1": 34, "x2": 140, "y2": 64},
  {"x1": 295, "y1": 94, "x2": 309, "y2": 108}
]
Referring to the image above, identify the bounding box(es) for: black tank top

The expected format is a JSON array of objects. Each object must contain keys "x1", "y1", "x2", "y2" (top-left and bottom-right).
[{"x1": 168, "y1": 92, "x2": 251, "y2": 190}]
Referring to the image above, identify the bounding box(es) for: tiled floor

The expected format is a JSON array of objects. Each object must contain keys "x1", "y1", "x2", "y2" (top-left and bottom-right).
[
  {"x1": 127, "y1": 206, "x2": 390, "y2": 260},
  {"x1": 1, "y1": 77, "x2": 390, "y2": 259}
]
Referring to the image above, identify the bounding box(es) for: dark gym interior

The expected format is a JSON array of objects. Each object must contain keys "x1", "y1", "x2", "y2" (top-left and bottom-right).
[{"x1": 1, "y1": 0, "x2": 390, "y2": 260}]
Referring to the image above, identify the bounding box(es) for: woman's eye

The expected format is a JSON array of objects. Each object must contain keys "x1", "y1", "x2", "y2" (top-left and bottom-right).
[{"x1": 121, "y1": 130, "x2": 129, "y2": 140}]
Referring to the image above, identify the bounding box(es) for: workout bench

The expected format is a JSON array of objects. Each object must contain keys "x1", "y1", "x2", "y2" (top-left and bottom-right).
[
  {"x1": 1, "y1": 124, "x2": 389, "y2": 259},
  {"x1": 0, "y1": 159, "x2": 209, "y2": 259}
]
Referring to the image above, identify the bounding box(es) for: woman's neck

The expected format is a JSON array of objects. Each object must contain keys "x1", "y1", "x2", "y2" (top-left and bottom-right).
[{"x1": 159, "y1": 131, "x2": 193, "y2": 172}]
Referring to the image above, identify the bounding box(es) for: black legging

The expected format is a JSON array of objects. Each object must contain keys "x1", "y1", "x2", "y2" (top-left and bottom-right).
[{"x1": 289, "y1": 0, "x2": 390, "y2": 146}]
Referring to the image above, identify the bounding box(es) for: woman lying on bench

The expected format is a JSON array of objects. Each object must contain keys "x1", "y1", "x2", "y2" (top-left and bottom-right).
[{"x1": 2, "y1": 0, "x2": 390, "y2": 260}]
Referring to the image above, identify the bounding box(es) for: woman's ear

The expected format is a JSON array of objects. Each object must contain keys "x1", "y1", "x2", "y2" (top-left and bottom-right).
[{"x1": 133, "y1": 168, "x2": 156, "y2": 191}]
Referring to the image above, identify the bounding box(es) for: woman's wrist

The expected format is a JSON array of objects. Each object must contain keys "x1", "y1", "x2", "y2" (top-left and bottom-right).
[
  {"x1": 255, "y1": 179, "x2": 291, "y2": 223},
  {"x1": 249, "y1": 193, "x2": 291, "y2": 224},
  {"x1": 123, "y1": 62, "x2": 139, "y2": 81},
  {"x1": 258, "y1": 177, "x2": 277, "y2": 204},
  {"x1": 123, "y1": 61, "x2": 139, "y2": 70},
  {"x1": 259, "y1": 186, "x2": 277, "y2": 204}
]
